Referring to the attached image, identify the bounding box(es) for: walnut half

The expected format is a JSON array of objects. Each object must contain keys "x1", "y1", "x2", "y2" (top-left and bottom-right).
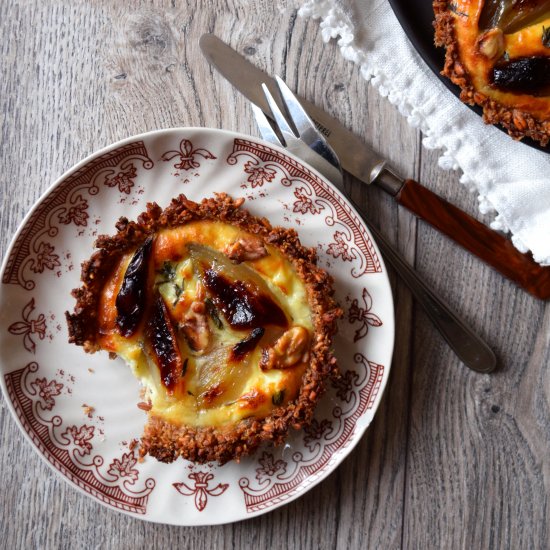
[
  {"x1": 224, "y1": 236, "x2": 268, "y2": 263},
  {"x1": 180, "y1": 301, "x2": 210, "y2": 352},
  {"x1": 476, "y1": 28, "x2": 504, "y2": 60},
  {"x1": 260, "y1": 326, "x2": 310, "y2": 371}
]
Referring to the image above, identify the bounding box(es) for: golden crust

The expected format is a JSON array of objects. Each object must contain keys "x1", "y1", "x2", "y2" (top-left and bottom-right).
[
  {"x1": 66, "y1": 193, "x2": 342, "y2": 465},
  {"x1": 433, "y1": 0, "x2": 550, "y2": 146}
]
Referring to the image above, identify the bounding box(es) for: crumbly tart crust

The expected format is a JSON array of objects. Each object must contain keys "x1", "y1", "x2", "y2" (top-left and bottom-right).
[
  {"x1": 66, "y1": 194, "x2": 342, "y2": 465},
  {"x1": 433, "y1": 1, "x2": 550, "y2": 146}
]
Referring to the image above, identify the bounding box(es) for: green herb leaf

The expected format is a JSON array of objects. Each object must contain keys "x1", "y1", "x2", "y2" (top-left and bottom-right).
[
  {"x1": 172, "y1": 283, "x2": 183, "y2": 306},
  {"x1": 157, "y1": 261, "x2": 176, "y2": 284},
  {"x1": 543, "y1": 26, "x2": 550, "y2": 48},
  {"x1": 272, "y1": 389, "x2": 286, "y2": 406},
  {"x1": 205, "y1": 298, "x2": 223, "y2": 329}
]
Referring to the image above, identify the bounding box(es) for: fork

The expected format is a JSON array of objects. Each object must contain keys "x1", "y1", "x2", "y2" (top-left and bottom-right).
[{"x1": 251, "y1": 76, "x2": 497, "y2": 374}]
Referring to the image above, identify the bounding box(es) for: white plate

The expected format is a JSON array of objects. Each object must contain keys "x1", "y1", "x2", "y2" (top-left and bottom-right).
[{"x1": 0, "y1": 128, "x2": 394, "y2": 525}]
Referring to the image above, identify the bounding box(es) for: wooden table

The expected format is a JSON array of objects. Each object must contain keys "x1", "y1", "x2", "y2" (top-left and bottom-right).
[{"x1": 1, "y1": 2, "x2": 548, "y2": 548}]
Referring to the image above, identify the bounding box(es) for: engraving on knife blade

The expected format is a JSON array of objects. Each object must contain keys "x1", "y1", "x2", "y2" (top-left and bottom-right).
[{"x1": 313, "y1": 118, "x2": 332, "y2": 139}]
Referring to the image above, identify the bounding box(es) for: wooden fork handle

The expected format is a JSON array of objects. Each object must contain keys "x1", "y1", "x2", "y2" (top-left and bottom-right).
[{"x1": 395, "y1": 178, "x2": 550, "y2": 300}]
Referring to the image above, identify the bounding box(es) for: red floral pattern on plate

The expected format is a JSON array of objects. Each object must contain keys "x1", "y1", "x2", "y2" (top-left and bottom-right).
[
  {"x1": 173, "y1": 471, "x2": 229, "y2": 512},
  {"x1": 2, "y1": 140, "x2": 153, "y2": 290},
  {"x1": 62, "y1": 425, "x2": 95, "y2": 455},
  {"x1": 3, "y1": 362, "x2": 155, "y2": 514},
  {"x1": 162, "y1": 139, "x2": 217, "y2": 171},
  {"x1": 327, "y1": 231, "x2": 356, "y2": 262},
  {"x1": 332, "y1": 369, "x2": 360, "y2": 404},
  {"x1": 58, "y1": 195, "x2": 89, "y2": 226},
  {"x1": 0, "y1": 132, "x2": 392, "y2": 524},
  {"x1": 108, "y1": 452, "x2": 140, "y2": 484},
  {"x1": 255, "y1": 452, "x2": 287, "y2": 483},
  {"x1": 348, "y1": 288, "x2": 383, "y2": 342},
  {"x1": 238, "y1": 354, "x2": 384, "y2": 513},
  {"x1": 30, "y1": 376, "x2": 63, "y2": 410},
  {"x1": 244, "y1": 160, "x2": 277, "y2": 188},
  {"x1": 7, "y1": 298, "x2": 46, "y2": 353},
  {"x1": 293, "y1": 186, "x2": 323, "y2": 215},
  {"x1": 228, "y1": 139, "x2": 382, "y2": 277},
  {"x1": 31, "y1": 242, "x2": 61, "y2": 274},
  {"x1": 104, "y1": 165, "x2": 137, "y2": 194},
  {"x1": 303, "y1": 418, "x2": 333, "y2": 451}
]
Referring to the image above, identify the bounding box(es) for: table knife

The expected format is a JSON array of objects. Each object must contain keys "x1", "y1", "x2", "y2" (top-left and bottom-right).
[{"x1": 199, "y1": 33, "x2": 550, "y2": 300}]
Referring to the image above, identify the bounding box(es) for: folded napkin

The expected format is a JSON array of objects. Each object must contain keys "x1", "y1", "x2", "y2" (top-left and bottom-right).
[{"x1": 298, "y1": 0, "x2": 550, "y2": 265}]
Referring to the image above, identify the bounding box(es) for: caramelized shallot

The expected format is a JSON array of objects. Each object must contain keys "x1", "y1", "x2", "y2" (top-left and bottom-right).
[{"x1": 116, "y1": 237, "x2": 153, "y2": 337}]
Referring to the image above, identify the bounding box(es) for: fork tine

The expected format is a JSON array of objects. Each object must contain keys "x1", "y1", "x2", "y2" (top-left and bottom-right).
[
  {"x1": 274, "y1": 75, "x2": 315, "y2": 140},
  {"x1": 251, "y1": 103, "x2": 282, "y2": 146},
  {"x1": 261, "y1": 83, "x2": 297, "y2": 145},
  {"x1": 274, "y1": 75, "x2": 341, "y2": 170}
]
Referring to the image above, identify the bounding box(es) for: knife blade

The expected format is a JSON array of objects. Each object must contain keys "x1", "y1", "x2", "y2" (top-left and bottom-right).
[
  {"x1": 199, "y1": 33, "x2": 550, "y2": 300},
  {"x1": 199, "y1": 34, "x2": 387, "y2": 185}
]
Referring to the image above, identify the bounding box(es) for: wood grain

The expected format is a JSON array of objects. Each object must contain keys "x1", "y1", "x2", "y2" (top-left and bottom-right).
[{"x1": 0, "y1": 1, "x2": 548, "y2": 549}]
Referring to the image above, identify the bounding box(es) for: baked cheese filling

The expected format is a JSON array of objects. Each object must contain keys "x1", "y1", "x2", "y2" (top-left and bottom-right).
[
  {"x1": 96, "y1": 220, "x2": 313, "y2": 428},
  {"x1": 450, "y1": 1, "x2": 550, "y2": 117},
  {"x1": 432, "y1": 1, "x2": 550, "y2": 146},
  {"x1": 456, "y1": 20, "x2": 550, "y2": 115}
]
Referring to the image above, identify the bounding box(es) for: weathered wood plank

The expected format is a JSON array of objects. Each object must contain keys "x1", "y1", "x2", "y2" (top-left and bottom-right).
[
  {"x1": 402, "y1": 147, "x2": 550, "y2": 549},
  {"x1": 1, "y1": 1, "x2": 548, "y2": 549},
  {"x1": 0, "y1": 2, "x2": 413, "y2": 549}
]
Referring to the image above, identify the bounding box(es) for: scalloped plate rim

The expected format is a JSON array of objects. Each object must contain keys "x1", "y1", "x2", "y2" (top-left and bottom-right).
[{"x1": 0, "y1": 127, "x2": 395, "y2": 525}]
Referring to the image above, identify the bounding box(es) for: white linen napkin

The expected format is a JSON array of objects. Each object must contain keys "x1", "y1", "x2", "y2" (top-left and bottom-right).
[{"x1": 298, "y1": 0, "x2": 550, "y2": 265}]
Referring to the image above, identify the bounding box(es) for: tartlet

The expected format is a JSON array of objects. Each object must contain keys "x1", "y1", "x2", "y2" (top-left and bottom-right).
[
  {"x1": 66, "y1": 194, "x2": 342, "y2": 465},
  {"x1": 434, "y1": 0, "x2": 550, "y2": 145}
]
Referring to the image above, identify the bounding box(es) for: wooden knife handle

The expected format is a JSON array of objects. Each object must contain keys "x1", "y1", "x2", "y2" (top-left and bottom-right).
[{"x1": 396, "y1": 178, "x2": 550, "y2": 300}]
